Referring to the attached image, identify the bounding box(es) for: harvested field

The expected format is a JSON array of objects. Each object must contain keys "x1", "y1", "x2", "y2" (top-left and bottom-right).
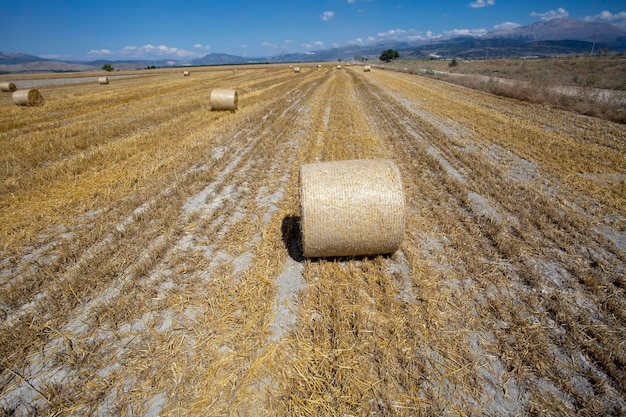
[{"x1": 0, "y1": 64, "x2": 625, "y2": 416}]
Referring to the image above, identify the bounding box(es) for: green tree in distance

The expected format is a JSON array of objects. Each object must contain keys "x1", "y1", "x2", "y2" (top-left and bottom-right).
[
  {"x1": 379, "y1": 49, "x2": 399, "y2": 63},
  {"x1": 101, "y1": 63, "x2": 114, "y2": 72}
]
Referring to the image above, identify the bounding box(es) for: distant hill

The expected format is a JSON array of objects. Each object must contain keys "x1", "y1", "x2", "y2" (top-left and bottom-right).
[
  {"x1": 191, "y1": 53, "x2": 258, "y2": 65},
  {"x1": 0, "y1": 51, "x2": 50, "y2": 65},
  {"x1": 395, "y1": 18, "x2": 626, "y2": 59},
  {"x1": 1, "y1": 18, "x2": 625, "y2": 73},
  {"x1": 484, "y1": 18, "x2": 626, "y2": 45}
]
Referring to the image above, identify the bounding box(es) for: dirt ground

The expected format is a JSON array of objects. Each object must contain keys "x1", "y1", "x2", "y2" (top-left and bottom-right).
[{"x1": 0, "y1": 64, "x2": 624, "y2": 416}]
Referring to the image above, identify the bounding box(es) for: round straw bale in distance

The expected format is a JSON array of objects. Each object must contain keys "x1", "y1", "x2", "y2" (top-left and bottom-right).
[
  {"x1": 1, "y1": 82, "x2": 17, "y2": 92},
  {"x1": 293, "y1": 67, "x2": 301, "y2": 73},
  {"x1": 183, "y1": 71, "x2": 190, "y2": 76},
  {"x1": 210, "y1": 88, "x2": 238, "y2": 111},
  {"x1": 12, "y1": 89, "x2": 44, "y2": 107},
  {"x1": 98, "y1": 77, "x2": 109, "y2": 85},
  {"x1": 299, "y1": 159, "x2": 405, "y2": 258},
  {"x1": 336, "y1": 65, "x2": 342, "y2": 69},
  {"x1": 364, "y1": 65, "x2": 371, "y2": 72}
]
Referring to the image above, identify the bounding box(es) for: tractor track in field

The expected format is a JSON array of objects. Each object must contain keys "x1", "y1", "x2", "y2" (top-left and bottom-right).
[{"x1": 1, "y1": 65, "x2": 624, "y2": 416}]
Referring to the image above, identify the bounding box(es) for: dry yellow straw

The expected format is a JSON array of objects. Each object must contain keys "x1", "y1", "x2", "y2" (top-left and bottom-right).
[
  {"x1": 299, "y1": 159, "x2": 406, "y2": 258},
  {"x1": 210, "y1": 88, "x2": 238, "y2": 111},
  {"x1": 12, "y1": 89, "x2": 44, "y2": 106},
  {"x1": 98, "y1": 77, "x2": 109, "y2": 85},
  {"x1": 0, "y1": 82, "x2": 17, "y2": 92}
]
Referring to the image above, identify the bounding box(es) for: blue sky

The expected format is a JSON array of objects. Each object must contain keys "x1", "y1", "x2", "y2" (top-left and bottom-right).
[{"x1": 2, "y1": 0, "x2": 625, "y2": 61}]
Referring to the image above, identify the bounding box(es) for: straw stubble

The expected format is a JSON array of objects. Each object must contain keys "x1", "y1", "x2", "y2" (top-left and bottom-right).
[{"x1": 299, "y1": 159, "x2": 406, "y2": 258}]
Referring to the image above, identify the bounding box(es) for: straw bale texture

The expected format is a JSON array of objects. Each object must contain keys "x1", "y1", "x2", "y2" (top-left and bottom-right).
[
  {"x1": 183, "y1": 71, "x2": 190, "y2": 76},
  {"x1": 210, "y1": 88, "x2": 238, "y2": 111},
  {"x1": 293, "y1": 67, "x2": 301, "y2": 73},
  {"x1": 1, "y1": 82, "x2": 17, "y2": 92},
  {"x1": 12, "y1": 89, "x2": 44, "y2": 106},
  {"x1": 98, "y1": 77, "x2": 109, "y2": 85},
  {"x1": 299, "y1": 159, "x2": 405, "y2": 258},
  {"x1": 364, "y1": 65, "x2": 371, "y2": 72},
  {"x1": 336, "y1": 65, "x2": 342, "y2": 69}
]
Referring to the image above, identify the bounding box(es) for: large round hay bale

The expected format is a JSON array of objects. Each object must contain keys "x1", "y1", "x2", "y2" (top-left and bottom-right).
[
  {"x1": 299, "y1": 159, "x2": 405, "y2": 258},
  {"x1": 183, "y1": 71, "x2": 190, "y2": 76},
  {"x1": 210, "y1": 88, "x2": 238, "y2": 111},
  {"x1": 364, "y1": 65, "x2": 371, "y2": 72},
  {"x1": 12, "y1": 89, "x2": 44, "y2": 107},
  {"x1": 1, "y1": 82, "x2": 17, "y2": 92},
  {"x1": 336, "y1": 65, "x2": 342, "y2": 69},
  {"x1": 293, "y1": 67, "x2": 301, "y2": 73},
  {"x1": 98, "y1": 77, "x2": 109, "y2": 85}
]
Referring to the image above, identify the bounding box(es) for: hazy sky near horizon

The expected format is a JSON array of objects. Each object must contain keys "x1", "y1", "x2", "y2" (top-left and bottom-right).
[{"x1": 2, "y1": 0, "x2": 626, "y2": 61}]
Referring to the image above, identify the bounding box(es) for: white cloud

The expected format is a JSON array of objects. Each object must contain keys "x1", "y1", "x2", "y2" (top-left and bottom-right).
[
  {"x1": 331, "y1": 42, "x2": 339, "y2": 48},
  {"x1": 530, "y1": 8, "x2": 569, "y2": 21},
  {"x1": 468, "y1": 0, "x2": 495, "y2": 8},
  {"x1": 377, "y1": 28, "x2": 408, "y2": 37},
  {"x1": 446, "y1": 28, "x2": 488, "y2": 36},
  {"x1": 88, "y1": 49, "x2": 112, "y2": 55},
  {"x1": 261, "y1": 42, "x2": 276, "y2": 48},
  {"x1": 376, "y1": 28, "x2": 428, "y2": 42},
  {"x1": 494, "y1": 21, "x2": 521, "y2": 30},
  {"x1": 301, "y1": 41, "x2": 325, "y2": 49},
  {"x1": 321, "y1": 11, "x2": 334, "y2": 21},
  {"x1": 347, "y1": 0, "x2": 356, "y2": 3},
  {"x1": 96, "y1": 44, "x2": 196, "y2": 58},
  {"x1": 584, "y1": 10, "x2": 626, "y2": 29}
]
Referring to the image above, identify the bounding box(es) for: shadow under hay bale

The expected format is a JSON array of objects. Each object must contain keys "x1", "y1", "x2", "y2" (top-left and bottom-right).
[
  {"x1": 12, "y1": 89, "x2": 44, "y2": 107},
  {"x1": 210, "y1": 88, "x2": 238, "y2": 111},
  {"x1": 281, "y1": 216, "x2": 305, "y2": 262},
  {"x1": 299, "y1": 159, "x2": 406, "y2": 258},
  {"x1": 1, "y1": 82, "x2": 17, "y2": 92}
]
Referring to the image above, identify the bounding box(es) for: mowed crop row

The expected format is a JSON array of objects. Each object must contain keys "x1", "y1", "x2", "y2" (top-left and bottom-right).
[{"x1": 0, "y1": 64, "x2": 624, "y2": 415}]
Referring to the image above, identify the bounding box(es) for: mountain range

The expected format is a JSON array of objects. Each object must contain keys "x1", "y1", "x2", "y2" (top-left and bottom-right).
[{"x1": 1, "y1": 18, "x2": 625, "y2": 73}]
